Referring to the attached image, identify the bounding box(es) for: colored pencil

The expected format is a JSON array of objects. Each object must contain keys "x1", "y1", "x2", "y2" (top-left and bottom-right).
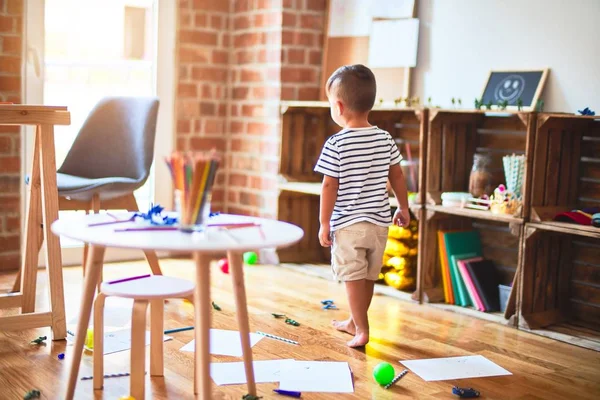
[
  {"x1": 107, "y1": 274, "x2": 150, "y2": 284},
  {"x1": 164, "y1": 326, "x2": 194, "y2": 334}
]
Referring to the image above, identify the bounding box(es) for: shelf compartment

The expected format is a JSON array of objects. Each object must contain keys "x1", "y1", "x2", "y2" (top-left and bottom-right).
[
  {"x1": 519, "y1": 226, "x2": 600, "y2": 351},
  {"x1": 528, "y1": 114, "x2": 600, "y2": 239}
]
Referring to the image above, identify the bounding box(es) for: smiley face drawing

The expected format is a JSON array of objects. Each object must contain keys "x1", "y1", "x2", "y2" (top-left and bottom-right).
[{"x1": 494, "y1": 75, "x2": 525, "y2": 103}]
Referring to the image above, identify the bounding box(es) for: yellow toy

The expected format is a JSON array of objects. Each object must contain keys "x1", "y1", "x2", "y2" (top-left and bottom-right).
[
  {"x1": 119, "y1": 396, "x2": 136, "y2": 400},
  {"x1": 84, "y1": 328, "x2": 94, "y2": 350}
]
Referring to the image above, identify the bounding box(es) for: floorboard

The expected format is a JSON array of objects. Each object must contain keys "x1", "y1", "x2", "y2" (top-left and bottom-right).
[{"x1": 0, "y1": 259, "x2": 599, "y2": 399}]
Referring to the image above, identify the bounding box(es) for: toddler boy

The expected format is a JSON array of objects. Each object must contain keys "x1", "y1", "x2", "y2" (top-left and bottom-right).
[{"x1": 314, "y1": 64, "x2": 410, "y2": 347}]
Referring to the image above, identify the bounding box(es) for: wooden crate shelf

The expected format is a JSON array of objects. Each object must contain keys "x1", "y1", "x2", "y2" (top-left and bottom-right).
[
  {"x1": 519, "y1": 226, "x2": 600, "y2": 351},
  {"x1": 275, "y1": 103, "x2": 600, "y2": 350},
  {"x1": 417, "y1": 110, "x2": 534, "y2": 324},
  {"x1": 528, "y1": 114, "x2": 600, "y2": 239},
  {"x1": 278, "y1": 101, "x2": 427, "y2": 264}
]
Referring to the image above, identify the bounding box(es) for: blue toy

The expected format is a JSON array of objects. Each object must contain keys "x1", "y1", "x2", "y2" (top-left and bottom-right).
[
  {"x1": 577, "y1": 107, "x2": 595, "y2": 116},
  {"x1": 452, "y1": 386, "x2": 480, "y2": 398}
]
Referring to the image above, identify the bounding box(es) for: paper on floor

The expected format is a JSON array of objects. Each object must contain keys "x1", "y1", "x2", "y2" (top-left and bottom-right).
[
  {"x1": 66, "y1": 328, "x2": 172, "y2": 355},
  {"x1": 279, "y1": 361, "x2": 354, "y2": 393},
  {"x1": 400, "y1": 355, "x2": 512, "y2": 381},
  {"x1": 210, "y1": 359, "x2": 294, "y2": 385},
  {"x1": 180, "y1": 329, "x2": 264, "y2": 357}
]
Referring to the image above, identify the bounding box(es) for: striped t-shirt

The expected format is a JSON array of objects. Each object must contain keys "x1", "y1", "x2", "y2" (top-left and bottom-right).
[{"x1": 314, "y1": 126, "x2": 402, "y2": 231}]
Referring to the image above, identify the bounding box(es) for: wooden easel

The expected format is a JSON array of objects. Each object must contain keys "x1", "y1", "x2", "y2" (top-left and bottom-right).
[{"x1": 0, "y1": 105, "x2": 70, "y2": 340}]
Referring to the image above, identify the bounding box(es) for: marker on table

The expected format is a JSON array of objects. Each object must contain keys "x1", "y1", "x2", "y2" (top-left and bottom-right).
[
  {"x1": 107, "y1": 274, "x2": 151, "y2": 285},
  {"x1": 163, "y1": 326, "x2": 194, "y2": 334},
  {"x1": 273, "y1": 389, "x2": 302, "y2": 398}
]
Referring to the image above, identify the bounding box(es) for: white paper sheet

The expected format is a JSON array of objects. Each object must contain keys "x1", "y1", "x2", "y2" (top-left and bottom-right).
[
  {"x1": 328, "y1": 0, "x2": 372, "y2": 37},
  {"x1": 368, "y1": 19, "x2": 420, "y2": 68},
  {"x1": 66, "y1": 328, "x2": 172, "y2": 355},
  {"x1": 400, "y1": 355, "x2": 512, "y2": 381},
  {"x1": 279, "y1": 361, "x2": 354, "y2": 393},
  {"x1": 210, "y1": 359, "x2": 294, "y2": 386},
  {"x1": 180, "y1": 329, "x2": 264, "y2": 357},
  {"x1": 371, "y1": 0, "x2": 415, "y2": 18}
]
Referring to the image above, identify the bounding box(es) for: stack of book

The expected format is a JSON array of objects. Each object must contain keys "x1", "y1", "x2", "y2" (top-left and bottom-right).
[{"x1": 437, "y1": 230, "x2": 502, "y2": 312}]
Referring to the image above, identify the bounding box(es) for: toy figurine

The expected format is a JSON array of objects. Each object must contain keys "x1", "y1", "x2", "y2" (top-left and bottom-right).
[
  {"x1": 211, "y1": 301, "x2": 221, "y2": 311},
  {"x1": 427, "y1": 96, "x2": 432, "y2": 105},
  {"x1": 486, "y1": 101, "x2": 493, "y2": 110},
  {"x1": 499, "y1": 100, "x2": 508, "y2": 110},
  {"x1": 536, "y1": 99, "x2": 544, "y2": 112},
  {"x1": 578, "y1": 107, "x2": 596, "y2": 116},
  {"x1": 457, "y1": 98, "x2": 462, "y2": 107},
  {"x1": 451, "y1": 97, "x2": 456, "y2": 108},
  {"x1": 516, "y1": 98, "x2": 523, "y2": 111},
  {"x1": 394, "y1": 97, "x2": 402, "y2": 106}
]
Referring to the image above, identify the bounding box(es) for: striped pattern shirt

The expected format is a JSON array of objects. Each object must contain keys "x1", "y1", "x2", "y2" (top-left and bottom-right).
[{"x1": 314, "y1": 126, "x2": 402, "y2": 231}]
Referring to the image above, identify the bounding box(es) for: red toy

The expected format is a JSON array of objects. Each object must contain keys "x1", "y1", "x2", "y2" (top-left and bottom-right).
[{"x1": 218, "y1": 258, "x2": 229, "y2": 274}]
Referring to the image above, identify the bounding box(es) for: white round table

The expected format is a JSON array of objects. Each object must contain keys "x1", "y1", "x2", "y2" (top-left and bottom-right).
[{"x1": 53, "y1": 212, "x2": 304, "y2": 400}]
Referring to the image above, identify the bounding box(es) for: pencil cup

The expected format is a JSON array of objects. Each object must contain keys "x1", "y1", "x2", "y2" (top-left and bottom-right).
[{"x1": 165, "y1": 151, "x2": 220, "y2": 233}]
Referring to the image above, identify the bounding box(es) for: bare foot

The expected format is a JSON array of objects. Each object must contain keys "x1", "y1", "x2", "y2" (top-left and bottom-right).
[
  {"x1": 332, "y1": 318, "x2": 356, "y2": 335},
  {"x1": 347, "y1": 331, "x2": 369, "y2": 348}
]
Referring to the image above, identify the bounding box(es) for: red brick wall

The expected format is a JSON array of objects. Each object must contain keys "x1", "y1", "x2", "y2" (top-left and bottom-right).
[
  {"x1": 281, "y1": 0, "x2": 325, "y2": 101},
  {"x1": 0, "y1": 0, "x2": 22, "y2": 271},
  {"x1": 176, "y1": 0, "x2": 326, "y2": 218},
  {"x1": 176, "y1": 0, "x2": 231, "y2": 212},
  {"x1": 227, "y1": 0, "x2": 282, "y2": 218}
]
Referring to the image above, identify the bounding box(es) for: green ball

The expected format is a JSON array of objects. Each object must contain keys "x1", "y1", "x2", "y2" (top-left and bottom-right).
[
  {"x1": 243, "y1": 251, "x2": 258, "y2": 265},
  {"x1": 373, "y1": 362, "x2": 395, "y2": 385}
]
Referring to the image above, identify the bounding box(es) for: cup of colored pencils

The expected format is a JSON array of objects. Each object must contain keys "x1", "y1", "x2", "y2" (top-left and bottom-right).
[{"x1": 165, "y1": 151, "x2": 220, "y2": 232}]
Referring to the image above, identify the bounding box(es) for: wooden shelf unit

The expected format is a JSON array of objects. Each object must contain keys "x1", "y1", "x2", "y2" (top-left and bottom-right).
[
  {"x1": 518, "y1": 114, "x2": 600, "y2": 351},
  {"x1": 275, "y1": 103, "x2": 600, "y2": 350},
  {"x1": 417, "y1": 110, "x2": 536, "y2": 325},
  {"x1": 277, "y1": 102, "x2": 427, "y2": 264}
]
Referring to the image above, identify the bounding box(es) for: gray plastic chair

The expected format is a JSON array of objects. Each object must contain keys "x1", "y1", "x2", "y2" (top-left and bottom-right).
[
  {"x1": 57, "y1": 96, "x2": 159, "y2": 202},
  {"x1": 58, "y1": 96, "x2": 163, "y2": 276}
]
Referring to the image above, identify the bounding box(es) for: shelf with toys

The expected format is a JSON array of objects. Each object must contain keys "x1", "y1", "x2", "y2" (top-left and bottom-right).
[{"x1": 415, "y1": 109, "x2": 536, "y2": 327}]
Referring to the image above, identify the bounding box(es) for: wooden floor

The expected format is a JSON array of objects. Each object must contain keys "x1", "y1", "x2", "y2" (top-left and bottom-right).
[{"x1": 1, "y1": 259, "x2": 599, "y2": 400}]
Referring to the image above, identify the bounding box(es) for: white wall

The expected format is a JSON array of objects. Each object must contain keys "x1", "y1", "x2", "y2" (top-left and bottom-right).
[{"x1": 413, "y1": 0, "x2": 600, "y2": 112}]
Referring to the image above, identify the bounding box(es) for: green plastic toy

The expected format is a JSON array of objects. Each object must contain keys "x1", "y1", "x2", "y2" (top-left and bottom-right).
[
  {"x1": 373, "y1": 362, "x2": 395, "y2": 385},
  {"x1": 243, "y1": 251, "x2": 258, "y2": 265}
]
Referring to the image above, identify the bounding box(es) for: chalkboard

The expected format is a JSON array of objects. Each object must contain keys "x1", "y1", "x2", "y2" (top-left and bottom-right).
[{"x1": 481, "y1": 69, "x2": 549, "y2": 110}]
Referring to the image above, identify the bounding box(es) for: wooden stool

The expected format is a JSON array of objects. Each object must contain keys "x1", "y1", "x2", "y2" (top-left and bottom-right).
[{"x1": 93, "y1": 275, "x2": 194, "y2": 400}]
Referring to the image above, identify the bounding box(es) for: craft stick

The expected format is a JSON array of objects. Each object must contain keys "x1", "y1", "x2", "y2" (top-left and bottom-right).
[
  {"x1": 384, "y1": 369, "x2": 409, "y2": 389},
  {"x1": 164, "y1": 326, "x2": 194, "y2": 334},
  {"x1": 107, "y1": 274, "x2": 150, "y2": 285},
  {"x1": 114, "y1": 226, "x2": 177, "y2": 232},
  {"x1": 207, "y1": 222, "x2": 260, "y2": 228},
  {"x1": 256, "y1": 331, "x2": 299, "y2": 345}
]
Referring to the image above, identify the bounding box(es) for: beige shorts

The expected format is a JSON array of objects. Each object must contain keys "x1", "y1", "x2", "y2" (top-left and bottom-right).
[{"x1": 331, "y1": 221, "x2": 389, "y2": 281}]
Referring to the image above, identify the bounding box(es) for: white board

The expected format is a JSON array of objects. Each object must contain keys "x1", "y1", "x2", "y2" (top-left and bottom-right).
[
  {"x1": 371, "y1": 0, "x2": 415, "y2": 19},
  {"x1": 328, "y1": 0, "x2": 372, "y2": 37},
  {"x1": 368, "y1": 18, "x2": 420, "y2": 68}
]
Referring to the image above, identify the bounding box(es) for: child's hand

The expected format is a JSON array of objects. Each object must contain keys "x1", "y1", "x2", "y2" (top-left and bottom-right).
[
  {"x1": 393, "y1": 208, "x2": 411, "y2": 227},
  {"x1": 319, "y1": 224, "x2": 332, "y2": 247}
]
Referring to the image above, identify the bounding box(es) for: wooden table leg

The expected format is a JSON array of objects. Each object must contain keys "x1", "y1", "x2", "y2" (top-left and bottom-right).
[
  {"x1": 65, "y1": 245, "x2": 106, "y2": 400},
  {"x1": 193, "y1": 253, "x2": 211, "y2": 399},
  {"x1": 20, "y1": 128, "x2": 43, "y2": 313},
  {"x1": 131, "y1": 299, "x2": 149, "y2": 400},
  {"x1": 228, "y1": 251, "x2": 256, "y2": 396},
  {"x1": 38, "y1": 124, "x2": 66, "y2": 340}
]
